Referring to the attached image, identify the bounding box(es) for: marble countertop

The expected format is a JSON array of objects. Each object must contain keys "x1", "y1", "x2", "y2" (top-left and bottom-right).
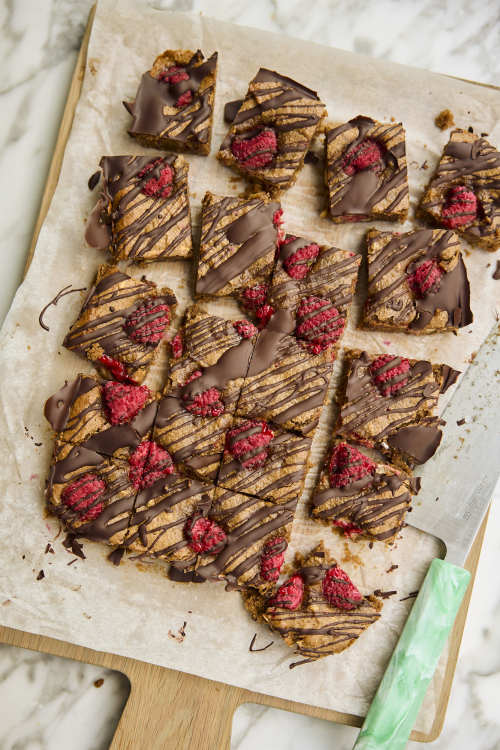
[{"x1": 1, "y1": 0, "x2": 499, "y2": 748}]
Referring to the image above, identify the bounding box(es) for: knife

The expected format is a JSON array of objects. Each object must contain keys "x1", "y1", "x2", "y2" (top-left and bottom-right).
[{"x1": 353, "y1": 323, "x2": 500, "y2": 750}]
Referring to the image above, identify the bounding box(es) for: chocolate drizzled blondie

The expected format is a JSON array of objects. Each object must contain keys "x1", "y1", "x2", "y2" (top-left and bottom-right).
[
  {"x1": 244, "y1": 542, "x2": 382, "y2": 663},
  {"x1": 419, "y1": 129, "x2": 500, "y2": 251},
  {"x1": 218, "y1": 68, "x2": 327, "y2": 193},
  {"x1": 124, "y1": 49, "x2": 218, "y2": 155},
  {"x1": 64, "y1": 265, "x2": 176, "y2": 384},
  {"x1": 195, "y1": 192, "x2": 281, "y2": 299},
  {"x1": 311, "y1": 439, "x2": 418, "y2": 544},
  {"x1": 85, "y1": 155, "x2": 192, "y2": 262},
  {"x1": 325, "y1": 115, "x2": 409, "y2": 223},
  {"x1": 337, "y1": 349, "x2": 460, "y2": 470},
  {"x1": 363, "y1": 228, "x2": 473, "y2": 333}
]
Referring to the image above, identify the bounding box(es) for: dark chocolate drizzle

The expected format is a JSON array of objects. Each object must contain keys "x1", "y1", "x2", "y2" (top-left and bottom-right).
[
  {"x1": 39, "y1": 285, "x2": 87, "y2": 332},
  {"x1": 249, "y1": 633, "x2": 274, "y2": 652}
]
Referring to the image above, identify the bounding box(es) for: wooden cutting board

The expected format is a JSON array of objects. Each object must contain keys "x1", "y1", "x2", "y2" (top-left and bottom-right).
[{"x1": 0, "y1": 6, "x2": 492, "y2": 747}]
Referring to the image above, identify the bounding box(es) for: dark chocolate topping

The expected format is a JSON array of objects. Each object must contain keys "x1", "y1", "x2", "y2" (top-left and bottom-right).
[
  {"x1": 224, "y1": 99, "x2": 244, "y2": 123},
  {"x1": 44, "y1": 376, "x2": 96, "y2": 432},
  {"x1": 387, "y1": 423, "x2": 443, "y2": 464}
]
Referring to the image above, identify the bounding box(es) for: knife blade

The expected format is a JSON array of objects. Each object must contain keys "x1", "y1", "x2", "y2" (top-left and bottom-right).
[{"x1": 353, "y1": 323, "x2": 500, "y2": 750}]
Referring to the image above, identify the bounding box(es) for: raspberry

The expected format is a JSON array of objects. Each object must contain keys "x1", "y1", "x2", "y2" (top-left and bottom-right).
[
  {"x1": 175, "y1": 90, "x2": 193, "y2": 108},
  {"x1": 61, "y1": 474, "x2": 105, "y2": 522},
  {"x1": 170, "y1": 332, "x2": 183, "y2": 359},
  {"x1": 158, "y1": 66, "x2": 189, "y2": 85},
  {"x1": 272, "y1": 208, "x2": 285, "y2": 242},
  {"x1": 184, "y1": 387, "x2": 225, "y2": 418},
  {"x1": 322, "y1": 566, "x2": 363, "y2": 610},
  {"x1": 225, "y1": 420, "x2": 274, "y2": 469},
  {"x1": 370, "y1": 354, "x2": 411, "y2": 397},
  {"x1": 125, "y1": 299, "x2": 170, "y2": 345},
  {"x1": 407, "y1": 259, "x2": 443, "y2": 298},
  {"x1": 260, "y1": 537, "x2": 287, "y2": 581},
  {"x1": 282, "y1": 239, "x2": 320, "y2": 279},
  {"x1": 328, "y1": 442, "x2": 376, "y2": 488},
  {"x1": 268, "y1": 575, "x2": 303, "y2": 610},
  {"x1": 241, "y1": 284, "x2": 269, "y2": 311},
  {"x1": 128, "y1": 441, "x2": 174, "y2": 490},
  {"x1": 295, "y1": 297, "x2": 345, "y2": 354},
  {"x1": 441, "y1": 185, "x2": 477, "y2": 228},
  {"x1": 342, "y1": 138, "x2": 384, "y2": 175},
  {"x1": 138, "y1": 158, "x2": 174, "y2": 199},
  {"x1": 255, "y1": 304, "x2": 275, "y2": 329},
  {"x1": 233, "y1": 320, "x2": 258, "y2": 339},
  {"x1": 333, "y1": 520, "x2": 364, "y2": 539},
  {"x1": 184, "y1": 369, "x2": 203, "y2": 385},
  {"x1": 185, "y1": 516, "x2": 227, "y2": 554},
  {"x1": 102, "y1": 381, "x2": 150, "y2": 425},
  {"x1": 231, "y1": 128, "x2": 278, "y2": 170},
  {"x1": 98, "y1": 355, "x2": 136, "y2": 384}
]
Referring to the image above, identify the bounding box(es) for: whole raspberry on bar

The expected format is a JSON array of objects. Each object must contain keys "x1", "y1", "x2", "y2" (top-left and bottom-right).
[
  {"x1": 126, "y1": 299, "x2": 170, "y2": 345},
  {"x1": 61, "y1": 473, "x2": 105, "y2": 522},
  {"x1": 268, "y1": 574, "x2": 303, "y2": 610},
  {"x1": 185, "y1": 516, "x2": 227, "y2": 554},
  {"x1": 226, "y1": 420, "x2": 274, "y2": 469},
  {"x1": 322, "y1": 566, "x2": 363, "y2": 610},
  {"x1": 255, "y1": 304, "x2": 275, "y2": 329},
  {"x1": 240, "y1": 284, "x2": 269, "y2": 311},
  {"x1": 407, "y1": 258, "x2": 443, "y2": 298},
  {"x1": 102, "y1": 381, "x2": 151, "y2": 425},
  {"x1": 370, "y1": 354, "x2": 410, "y2": 397},
  {"x1": 138, "y1": 159, "x2": 174, "y2": 199},
  {"x1": 184, "y1": 385, "x2": 225, "y2": 418},
  {"x1": 158, "y1": 66, "x2": 190, "y2": 85},
  {"x1": 129, "y1": 441, "x2": 174, "y2": 490},
  {"x1": 260, "y1": 537, "x2": 287, "y2": 581},
  {"x1": 283, "y1": 239, "x2": 320, "y2": 279},
  {"x1": 231, "y1": 128, "x2": 278, "y2": 170},
  {"x1": 272, "y1": 208, "x2": 285, "y2": 242},
  {"x1": 98, "y1": 355, "x2": 135, "y2": 384},
  {"x1": 441, "y1": 185, "x2": 477, "y2": 228},
  {"x1": 333, "y1": 520, "x2": 364, "y2": 539},
  {"x1": 233, "y1": 320, "x2": 258, "y2": 339},
  {"x1": 342, "y1": 138, "x2": 384, "y2": 175},
  {"x1": 295, "y1": 297, "x2": 345, "y2": 354},
  {"x1": 170, "y1": 332, "x2": 183, "y2": 359},
  {"x1": 328, "y1": 442, "x2": 376, "y2": 489}
]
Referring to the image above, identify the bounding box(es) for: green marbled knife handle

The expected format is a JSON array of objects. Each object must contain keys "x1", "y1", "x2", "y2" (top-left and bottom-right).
[{"x1": 353, "y1": 558, "x2": 470, "y2": 750}]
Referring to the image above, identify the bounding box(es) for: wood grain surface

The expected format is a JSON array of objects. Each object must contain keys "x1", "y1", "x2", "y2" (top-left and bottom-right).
[{"x1": 0, "y1": 5, "x2": 492, "y2": 746}]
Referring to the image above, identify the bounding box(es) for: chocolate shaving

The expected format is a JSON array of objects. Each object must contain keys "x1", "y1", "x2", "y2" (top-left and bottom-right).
[
  {"x1": 62, "y1": 534, "x2": 86, "y2": 560},
  {"x1": 108, "y1": 548, "x2": 125, "y2": 566},
  {"x1": 36, "y1": 570, "x2": 45, "y2": 580},
  {"x1": 386, "y1": 564, "x2": 398, "y2": 573},
  {"x1": 493, "y1": 261, "x2": 500, "y2": 280},
  {"x1": 44, "y1": 543, "x2": 55, "y2": 555},
  {"x1": 39, "y1": 285, "x2": 86, "y2": 332},
  {"x1": 249, "y1": 633, "x2": 274, "y2": 653},
  {"x1": 400, "y1": 590, "x2": 419, "y2": 601},
  {"x1": 67, "y1": 558, "x2": 78, "y2": 566},
  {"x1": 374, "y1": 589, "x2": 397, "y2": 599},
  {"x1": 457, "y1": 418, "x2": 466, "y2": 426},
  {"x1": 94, "y1": 678, "x2": 104, "y2": 688},
  {"x1": 88, "y1": 170, "x2": 101, "y2": 190}
]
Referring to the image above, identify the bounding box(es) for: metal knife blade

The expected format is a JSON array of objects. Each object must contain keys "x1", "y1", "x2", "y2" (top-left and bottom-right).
[{"x1": 409, "y1": 324, "x2": 500, "y2": 566}]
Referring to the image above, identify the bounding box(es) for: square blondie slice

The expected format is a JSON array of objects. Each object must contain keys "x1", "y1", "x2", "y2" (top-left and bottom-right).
[
  {"x1": 244, "y1": 541, "x2": 382, "y2": 665},
  {"x1": 217, "y1": 418, "x2": 311, "y2": 505},
  {"x1": 195, "y1": 488, "x2": 296, "y2": 595},
  {"x1": 418, "y1": 129, "x2": 500, "y2": 251},
  {"x1": 325, "y1": 115, "x2": 409, "y2": 223},
  {"x1": 363, "y1": 228, "x2": 473, "y2": 333},
  {"x1": 218, "y1": 68, "x2": 327, "y2": 193},
  {"x1": 64, "y1": 265, "x2": 176, "y2": 384},
  {"x1": 336, "y1": 349, "x2": 460, "y2": 470},
  {"x1": 310, "y1": 439, "x2": 418, "y2": 544},
  {"x1": 195, "y1": 192, "x2": 281, "y2": 299},
  {"x1": 124, "y1": 49, "x2": 218, "y2": 155},
  {"x1": 85, "y1": 154, "x2": 192, "y2": 262},
  {"x1": 236, "y1": 310, "x2": 335, "y2": 437},
  {"x1": 44, "y1": 375, "x2": 158, "y2": 462}
]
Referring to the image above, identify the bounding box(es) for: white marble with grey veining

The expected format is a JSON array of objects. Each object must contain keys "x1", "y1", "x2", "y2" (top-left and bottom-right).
[{"x1": 1, "y1": 0, "x2": 500, "y2": 748}]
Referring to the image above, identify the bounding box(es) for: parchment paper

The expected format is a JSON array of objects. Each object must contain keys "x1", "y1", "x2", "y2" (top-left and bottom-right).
[{"x1": 1, "y1": 0, "x2": 499, "y2": 733}]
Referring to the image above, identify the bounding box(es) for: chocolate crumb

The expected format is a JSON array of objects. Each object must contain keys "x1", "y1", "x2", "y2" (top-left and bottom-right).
[
  {"x1": 88, "y1": 170, "x2": 101, "y2": 190},
  {"x1": 249, "y1": 633, "x2": 274, "y2": 652},
  {"x1": 45, "y1": 543, "x2": 55, "y2": 555},
  {"x1": 493, "y1": 261, "x2": 500, "y2": 280},
  {"x1": 63, "y1": 534, "x2": 86, "y2": 559},
  {"x1": 468, "y1": 126, "x2": 474, "y2": 133},
  {"x1": 108, "y1": 548, "x2": 125, "y2": 566},
  {"x1": 400, "y1": 590, "x2": 419, "y2": 601},
  {"x1": 457, "y1": 418, "x2": 466, "y2": 426},
  {"x1": 481, "y1": 132, "x2": 489, "y2": 137},
  {"x1": 168, "y1": 622, "x2": 187, "y2": 643},
  {"x1": 374, "y1": 589, "x2": 397, "y2": 599},
  {"x1": 94, "y1": 678, "x2": 104, "y2": 688},
  {"x1": 420, "y1": 160, "x2": 428, "y2": 170},
  {"x1": 386, "y1": 564, "x2": 399, "y2": 573},
  {"x1": 22, "y1": 555, "x2": 26, "y2": 560},
  {"x1": 67, "y1": 558, "x2": 78, "y2": 566},
  {"x1": 36, "y1": 570, "x2": 45, "y2": 581},
  {"x1": 368, "y1": 541, "x2": 374, "y2": 549},
  {"x1": 434, "y1": 109, "x2": 455, "y2": 130}
]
